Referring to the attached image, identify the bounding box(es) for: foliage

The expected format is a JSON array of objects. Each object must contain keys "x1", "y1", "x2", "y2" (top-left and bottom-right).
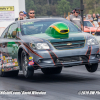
[
  {"x1": 56, "y1": 0, "x2": 70, "y2": 15},
  {"x1": 83, "y1": 0, "x2": 100, "y2": 14},
  {"x1": 25, "y1": 0, "x2": 100, "y2": 16}
]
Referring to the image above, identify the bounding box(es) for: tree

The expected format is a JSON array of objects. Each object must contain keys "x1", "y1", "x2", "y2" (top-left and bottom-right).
[
  {"x1": 25, "y1": 0, "x2": 100, "y2": 16},
  {"x1": 25, "y1": 0, "x2": 36, "y2": 12},
  {"x1": 56, "y1": 0, "x2": 70, "y2": 16},
  {"x1": 83, "y1": 0, "x2": 100, "y2": 14},
  {"x1": 72, "y1": 0, "x2": 80, "y2": 10}
]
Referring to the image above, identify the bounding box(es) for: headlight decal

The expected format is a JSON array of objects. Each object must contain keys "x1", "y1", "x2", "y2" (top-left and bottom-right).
[
  {"x1": 36, "y1": 43, "x2": 50, "y2": 50},
  {"x1": 23, "y1": 43, "x2": 43, "y2": 58},
  {"x1": 87, "y1": 37, "x2": 99, "y2": 45}
]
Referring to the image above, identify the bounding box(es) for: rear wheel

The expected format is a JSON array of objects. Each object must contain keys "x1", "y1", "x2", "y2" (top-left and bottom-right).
[
  {"x1": 21, "y1": 50, "x2": 34, "y2": 78},
  {"x1": 8, "y1": 70, "x2": 19, "y2": 77},
  {"x1": 85, "y1": 63, "x2": 98, "y2": 72},
  {"x1": 41, "y1": 67, "x2": 62, "y2": 75},
  {"x1": 0, "y1": 70, "x2": 7, "y2": 77},
  {"x1": 0, "y1": 69, "x2": 19, "y2": 77}
]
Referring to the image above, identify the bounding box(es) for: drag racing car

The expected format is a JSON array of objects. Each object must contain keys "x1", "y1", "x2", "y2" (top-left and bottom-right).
[{"x1": 0, "y1": 18, "x2": 100, "y2": 78}]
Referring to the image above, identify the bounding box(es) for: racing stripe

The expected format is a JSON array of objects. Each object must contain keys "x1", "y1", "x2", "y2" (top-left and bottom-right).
[
  {"x1": 82, "y1": 46, "x2": 92, "y2": 63},
  {"x1": 16, "y1": 36, "x2": 43, "y2": 58},
  {"x1": 22, "y1": 47, "x2": 41, "y2": 69},
  {"x1": 47, "y1": 50, "x2": 56, "y2": 65},
  {"x1": 23, "y1": 43, "x2": 43, "y2": 58},
  {"x1": 47, "y1": 49, "x2": 63, "y2": 66},
  {"x1": 49, "y1": 49, "x2": 64, "y2": 66},
  {"x1": 88, "y1": 46, "x2": 92, "y2": 62},
  {"x1": 85, "y1": 46, "x2": 92, "y2": 62},
  {"x1": 97, "y1": 50, "x2": 99, "y2": 53}
]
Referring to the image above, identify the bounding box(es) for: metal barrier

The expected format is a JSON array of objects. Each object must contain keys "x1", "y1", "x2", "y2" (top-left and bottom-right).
[{"x1": 0, "y1": 27, "x2": 5, "y2": 36}]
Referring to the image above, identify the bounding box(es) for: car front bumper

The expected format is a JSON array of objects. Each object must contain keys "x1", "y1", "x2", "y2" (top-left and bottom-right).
[{"x1": 28, "y1": 45, "x2": 100, "y2": 69}]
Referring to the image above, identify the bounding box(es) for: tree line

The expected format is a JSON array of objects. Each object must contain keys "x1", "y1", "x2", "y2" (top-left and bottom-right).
[{"x1": 25, "y1": 0, "x2": 100, "y2": 17}]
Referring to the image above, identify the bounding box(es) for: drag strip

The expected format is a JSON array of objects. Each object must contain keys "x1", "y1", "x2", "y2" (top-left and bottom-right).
[{"x1": 0, "y1": 65, "x2": 100, "y2": 100}]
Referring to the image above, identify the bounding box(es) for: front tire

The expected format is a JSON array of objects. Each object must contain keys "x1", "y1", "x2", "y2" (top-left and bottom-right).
[
  {"x1": 41, "y1": 67, "x2": 62, "y2": 75},
  {"x1": 85, "y1": 63, "x2": 98, "y2": 72},
  {"x1": 21, "y1": 50, "x2": 34, "y2": 78}
]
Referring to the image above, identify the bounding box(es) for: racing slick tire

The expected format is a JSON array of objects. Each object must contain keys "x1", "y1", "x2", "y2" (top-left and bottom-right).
[
  {"x1": 8, "y1": 70, "x2": 19, "y2": 77},
  {"x1": 41, "y1": 67, "x2": 62, "y2": 75},
  {"x1": 0, "y1": 70, "x2": 19, "y2": 77},
  {"x1": 0, "y1": 70, "x2": 7, "y2": 77},
  {"x1": 21, "y1": 50, "x2": 34, "y2": 78},
  {"x1": 85, "y1": 63, "x2": 98, "y2": 72}
]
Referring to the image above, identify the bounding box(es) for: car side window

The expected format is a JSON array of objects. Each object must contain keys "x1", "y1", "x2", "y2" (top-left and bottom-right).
[{"x1": 7, "y1": 23, "x2": 18, "y2": 39}]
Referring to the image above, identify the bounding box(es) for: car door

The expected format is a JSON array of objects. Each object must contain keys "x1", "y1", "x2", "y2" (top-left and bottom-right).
[
  {"x1": 0, "y1": 27, "x2": 9, "y2": 58},
  {"x1": 1, "y1": 23, "x2": 19, "y2": 60},
  {"x1": 6, "y1": 23, "x2": 20, "y2": 59}
]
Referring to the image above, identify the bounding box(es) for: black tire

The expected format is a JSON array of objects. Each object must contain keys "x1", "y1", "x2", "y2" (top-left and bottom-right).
[
  {"x1": 21, "y1": 50, "x2": 34, "y2": 78},
  {"x1": 8, "y1": 70, "x2": 19, "y2": 77},
  {"x1": 85, "y1": 63, "x2": 98, "y2": 72},
  {"x1": 0, "y1": 70, "x2": 7, "y2": 77},
  {"x1": 0, "y1": 70, "x2": 19, "y2": 77},
  {"x1": 41, "y1": 67, "x2": 62, "y2": 75}
]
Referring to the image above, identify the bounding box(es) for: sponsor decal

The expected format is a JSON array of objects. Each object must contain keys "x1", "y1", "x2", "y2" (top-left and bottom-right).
[
  {"x1": 15, "y1": 62, "x2": 18, "y2": 66},
  {"x1": 0, "y1": 6, "x2": 14, "y2": 11},
  {"x1": 8, "y1": 57, "x2": 12, "y2": 59},
  {"x1": 13, "y1": 66, "x2": 19, "y2": 70},
  {"x1": 5, "y1": 68, "x2": 12, "y2": 71},
  {"x1": 13, "y1": 67, "x2": 16, "y2": 70},
  {"x1": 12, "y1": 59, "x2": 14, "y2": 62},
  {"x1": 22, "y1": 22, "x2": 34, "y2": 25},
  {"x1": 3, "y1": 60, "x2": 7, "y2": 64},
  {"x1": 12, "y1": 63, "x2": 15, "y2": 66},
  {"x1": 2, "y1": 69, "x2": 4, "y2": 72},
  {"x1": 14, "y1": 59, "x2": 17, "y2": 62},
  {"x1": 6, "y1": 63, "x2": 11, "y2": 67},
  {"x1": 28, "y1": 60, "x2": 34, "y2": 66},
  {"x1": 29, "y1": 57, "x2": 33, "y2": 60},
  {"x1": 3, "y1": 56, "x2": 5, "y2": 60}
]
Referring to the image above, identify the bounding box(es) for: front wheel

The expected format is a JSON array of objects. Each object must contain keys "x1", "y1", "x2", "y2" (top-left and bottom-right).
[
  {"x1": 21, "y1": 50, "x2": 34, "y2": 78},
  {"x1": 85, "y1": 63, "x2": 98, "y2": 72},
  {"x1": 41, "y1": 67, "x2": 62, "y2": 75}
]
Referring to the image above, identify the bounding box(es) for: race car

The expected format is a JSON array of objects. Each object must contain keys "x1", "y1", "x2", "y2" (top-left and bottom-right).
[
  {"x1": 0, "y1": 18, "x2": 99, "y2": 78},
  {"x1": 84, "y1": 20, "x2": 100, "y2": 35}
]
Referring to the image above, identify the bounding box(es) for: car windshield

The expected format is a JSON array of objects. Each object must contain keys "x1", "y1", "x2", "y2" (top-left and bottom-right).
[
  {"x1": 84, "y1": 21, "x2": 93, "y2": 27},
  {"x1": 20, "y1": 19, "x2": 81, "y2": 35}
]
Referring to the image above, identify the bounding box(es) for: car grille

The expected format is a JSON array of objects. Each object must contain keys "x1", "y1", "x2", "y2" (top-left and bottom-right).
[
  {"x1": 51, "y1": 40, "x2": 85, "y2": 50},
  {"x1": 56, "y1": 56, "x2": 88, "y2": 63}
]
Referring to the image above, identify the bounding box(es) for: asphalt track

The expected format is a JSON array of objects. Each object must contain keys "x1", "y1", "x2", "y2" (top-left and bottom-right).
[{"x1": 0, "y1": 64, "x2": 100, "y2": 100}]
